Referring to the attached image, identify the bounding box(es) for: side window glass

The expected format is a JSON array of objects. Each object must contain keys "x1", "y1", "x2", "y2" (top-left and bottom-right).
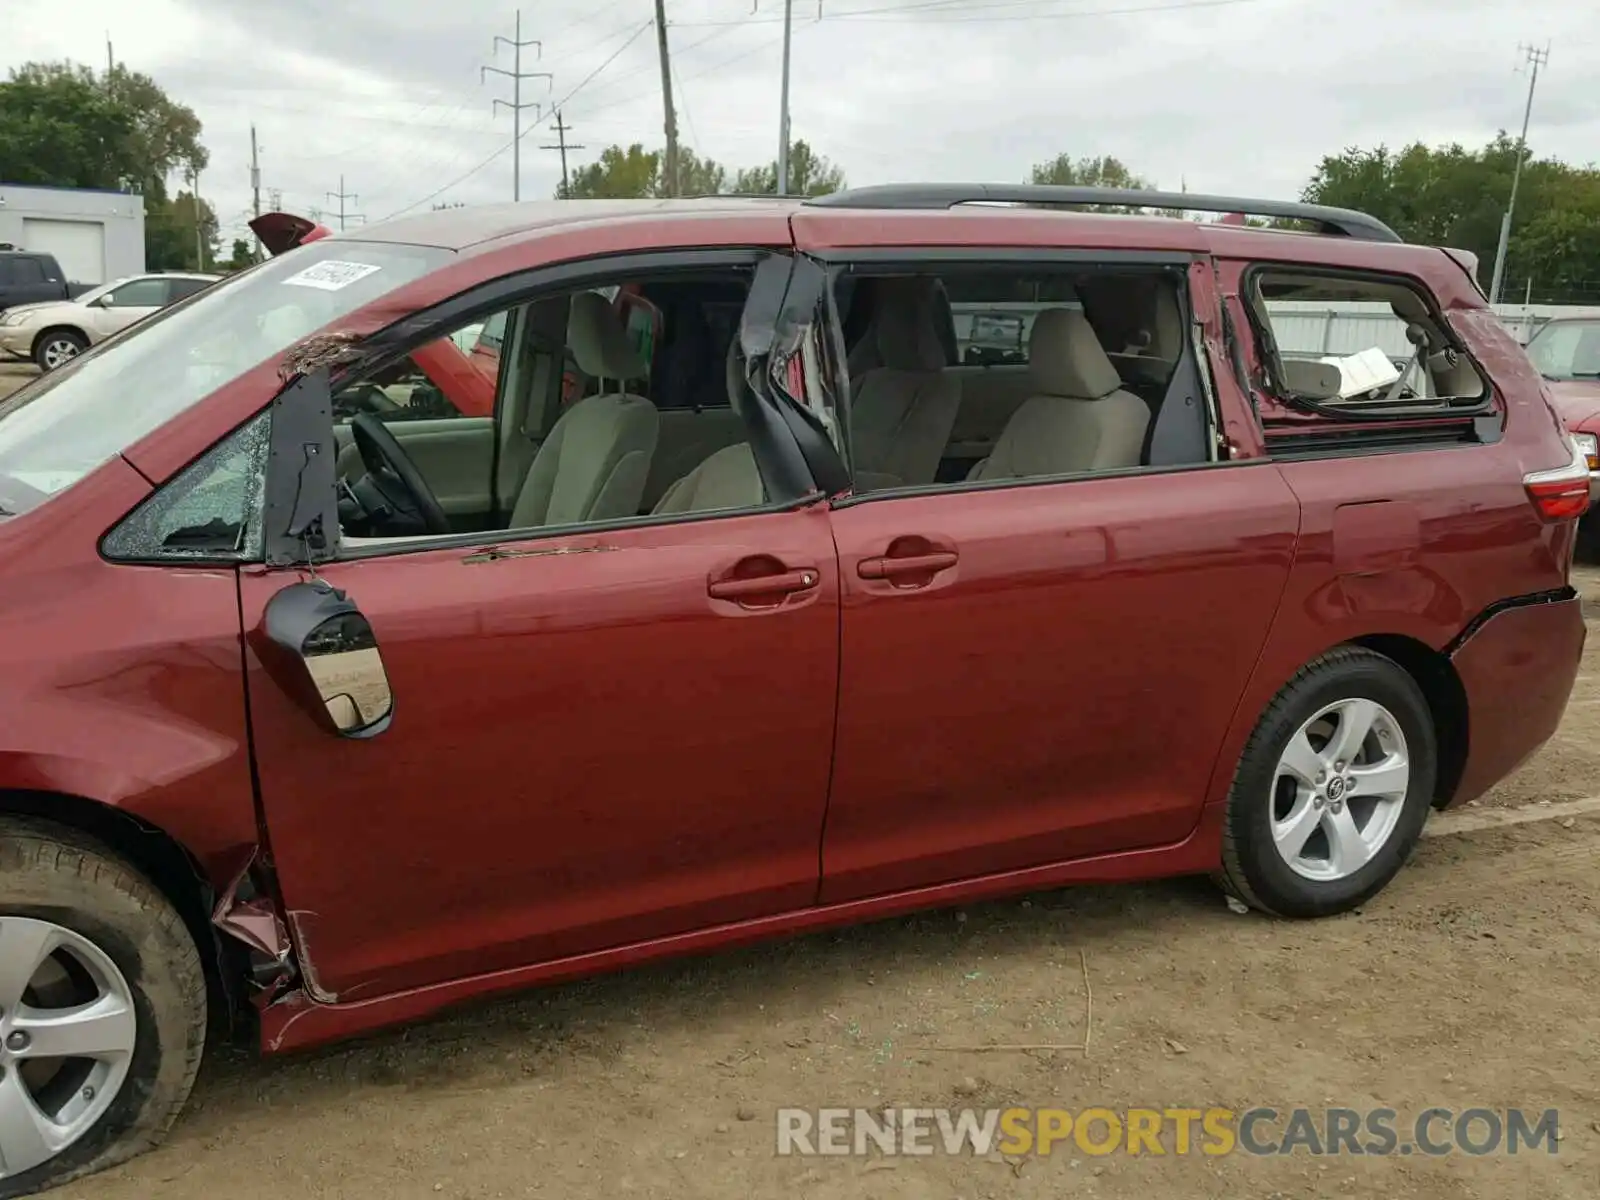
[
  {"x1": 102, "y1": 411, "x2": 270, "y2": 561},
  {"x1": 104, "y1": 278, "x2": 168, "y2": 308},
  {"x1": 332, "y1": 310, "x2": 510, "y2": 425},
  {"x1": 11, "y1": 258, "x2": 45, "y2": 285},
  {"x1": 841, "y1": 264, "x2": 1203, "y2": 492},
  {"x1": 1251, "y1": 269, "x2": 1487, "y2": 410},
  {"x1": 167, "y1": 278, "x2": 211, "y2": 303}
]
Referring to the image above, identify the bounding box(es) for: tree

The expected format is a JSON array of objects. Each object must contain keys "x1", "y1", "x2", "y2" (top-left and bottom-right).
[
  {"x1": 565, "y1": 143, "x2": 662, "y2": 199},
  {"x1": 1303, "y1": 135, "x2": 1600, "y2": 302},
  {"x1": 730, "y1": 140, "x2": 845, "y2": 196},
  {"x1": 0, "y1": 63, "x2": 134, "y2": 189},
  {"x1": 146, "y1": 189, "x2": 219, "y2": 272},
  {"x1": 561, "y1": 144, "x2": 733, "y2": 199},
  {"x1": 1027, "y1": 153, "x2": 1154, "y2": 214},
  {"x1": 223, "y1": 238, "x2": 256, "y2": 272},
  {"x1": 0, "y1": 60, "x2": 213, "y2": 272}
]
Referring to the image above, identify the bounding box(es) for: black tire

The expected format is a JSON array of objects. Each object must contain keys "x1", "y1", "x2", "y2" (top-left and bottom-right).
[
  {"x1": 0, "y1": 818, "x2": 206, "y2": 1198},
  {"x1": 1216, "y1": 646, "x2": 1437, "y2": 918},
  {"x1": 31, "y1": 329, "x2": 87, "y2": 372}
]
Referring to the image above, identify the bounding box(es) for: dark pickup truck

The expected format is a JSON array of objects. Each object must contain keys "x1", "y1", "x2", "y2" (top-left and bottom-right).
[{"x1": 0, "y1": 248, "x2": 92, "y2": 313}]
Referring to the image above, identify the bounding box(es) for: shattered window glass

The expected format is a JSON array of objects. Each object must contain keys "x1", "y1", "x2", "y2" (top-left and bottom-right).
[{"x1": 102, "y1": 412, "x2": 270, "y2": 561}]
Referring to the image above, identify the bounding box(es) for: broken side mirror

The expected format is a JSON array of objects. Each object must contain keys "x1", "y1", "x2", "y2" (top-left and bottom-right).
[{"x1": 255, "y1": 580, "x2": 393, "y2": 738}]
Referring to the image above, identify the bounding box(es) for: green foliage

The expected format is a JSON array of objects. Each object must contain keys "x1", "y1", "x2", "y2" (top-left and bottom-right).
[
  {"x1": 559, "y1": 139, "x2": 840, "y2": 199},
  {"x1": 145, "y1": 188, "x2": 220, "y2": 272},
  {"x1": 0, "y1": 63, "x2": 134, "y2": 189},
  {"x1": 0, "y1": 60, "x2": 213, "y2": 272},
  {"x1": 1304, "y1": 135, "x2": 1600, "y2": 302},
  {"x1": 730, "y1": 141, "x2": 845, "y2": 196},
  {"x1": 223, "y1": 238, "x2": 257, "y2": 271}
]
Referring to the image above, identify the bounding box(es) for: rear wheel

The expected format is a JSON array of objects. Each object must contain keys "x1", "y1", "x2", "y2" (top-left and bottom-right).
[
  {"x1": 0, "y1": 819, "x2": 205, "y2": 1198},
  {"x1": 32, "y1": 330, "x2": 87, "y2": 372},
  {"x1": 1217, "y1": 647, "x2": 1437, "y2": 917}
]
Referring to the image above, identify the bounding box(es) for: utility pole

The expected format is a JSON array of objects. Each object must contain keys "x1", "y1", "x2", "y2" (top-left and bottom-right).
[
  {"x1": 106, "y1": 34, "x2": 114, "y2": 74},
  {"x1": 249, "y1": 125, "x2": 263, "y2": 260},
  {"x1": 754, "y1": 0, "x2": 818, "y2": 195},
  {"x1": 653, "y1": 0, "x2": 680, "y2": 196},
  {"x1": 777, "y1": 0, "x2": 793, "y2": 194},
  {"x1": 326, "y1": 177, "x2": 364, "y2": 231},
  {"x1": 189, "y1": 163, "x2": 204, "y2": 271},
  {"x1": 1489, "y1": 42, "x2": 1550, "y2": 307},
  {"x1": 541, "y1": 110, "x2": 585, "y2": 199},
  {"x1": 482, "y1": 10, "x2": 553, "y2": 202}
]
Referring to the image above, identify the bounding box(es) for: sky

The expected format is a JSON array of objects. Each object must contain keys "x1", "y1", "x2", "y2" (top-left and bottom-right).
[{"x1": 5, "y1": 0, "x2": 1599, "y2": 248}]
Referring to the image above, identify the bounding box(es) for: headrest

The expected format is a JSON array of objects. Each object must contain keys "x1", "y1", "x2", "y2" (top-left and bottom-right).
[
  {"x1": 851, "y1": 277, "x2": 950, "y2": 374},
  {"x1": 1281, "y1": 358, "x2": 1342, "y2": 398},
  {"x1": 1028, "y1": 308, "x2": 1122, "y2": 399},
  {"x1": 568, "y1": 291, "x2": 647, "y2": 382}
]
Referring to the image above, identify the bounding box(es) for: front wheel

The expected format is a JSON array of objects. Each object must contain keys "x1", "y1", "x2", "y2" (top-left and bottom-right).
[
  {"x1": 0, "y1": 819, "x2": 206, "y2": 1198},
  {"x1": 32, "y1": 331, "x2": 87, "y2": 372},
  {"x1": 1217, "y1": 647, "x2": 1437, "y2": 918}
]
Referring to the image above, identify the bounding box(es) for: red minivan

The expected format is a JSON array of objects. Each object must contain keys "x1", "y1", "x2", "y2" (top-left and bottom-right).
[{"x1": 0, "y1": 186, "x2": 1586, "y2": 1195}]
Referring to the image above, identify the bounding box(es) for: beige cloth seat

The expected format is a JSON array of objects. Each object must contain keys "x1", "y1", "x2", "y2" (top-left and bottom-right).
[
  {"x1": 511, "y1": 292, "x2": 660, "y2": 528},
  {"x1": 652, "y1": 442, "x2": 765, "y2": 514},
  {"x1": 969, "y1": 308, "x2": 1148, "y2": 482},
  {"x1": 652, "y1": 337, "x2": 767, "y2": 515},
  {"x1": 847, "y1": 278, "x2": 961, "y2": 487}
]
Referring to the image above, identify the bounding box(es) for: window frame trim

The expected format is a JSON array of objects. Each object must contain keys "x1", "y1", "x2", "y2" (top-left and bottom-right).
[
  {"x1": 1237, "y1": 259, "x2": 1498, "y2": 427},
  {"x1": 819, "y1": 247, "x2": 1223, "y2": 506},
  {"x1": 287, "y1": 245, "x2": 827, "y2": 565},
  {"x1": 98, "y1": 408, "x2": 272, "y2": 567}
]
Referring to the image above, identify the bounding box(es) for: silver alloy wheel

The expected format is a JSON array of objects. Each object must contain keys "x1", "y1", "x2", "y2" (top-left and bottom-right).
[
  {"x1": 0, "y1": 918, "x2": 137, "y2": 1180},
  {"x1": 40, "y1": 337, "x2": 80, "y2": 370},
  {"x1": 1270, "y1": 698, "x2": 1411, "y2": 882}
]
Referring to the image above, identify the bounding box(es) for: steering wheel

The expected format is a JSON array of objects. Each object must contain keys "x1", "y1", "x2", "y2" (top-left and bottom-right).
[{"x1": 349, "y1": 413, "x2": 451, "y2": 535}]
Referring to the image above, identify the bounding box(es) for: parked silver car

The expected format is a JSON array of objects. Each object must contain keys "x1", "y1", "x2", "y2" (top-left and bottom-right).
[{"x1": 0, "y1": 272, "x2": 220, "y2": 370}]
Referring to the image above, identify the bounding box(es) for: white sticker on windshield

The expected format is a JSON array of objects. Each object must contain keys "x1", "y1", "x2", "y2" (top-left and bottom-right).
[{"x1": 282, "y1": 260, "x2": 383, "y2": 292}]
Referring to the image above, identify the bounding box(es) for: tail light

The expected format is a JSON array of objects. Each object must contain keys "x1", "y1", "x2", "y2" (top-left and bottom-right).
[{"x1": 1524, "y1": 439, "x2": 1593, "y2": 522}]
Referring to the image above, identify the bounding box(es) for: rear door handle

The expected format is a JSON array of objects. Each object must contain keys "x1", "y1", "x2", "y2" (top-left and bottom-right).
[
  {"x1": 857, "y1": 551, "x2": 958, "y2": 580},
  {"x1": 707, "y1": 568, "x2": 819, "y2": 601}
]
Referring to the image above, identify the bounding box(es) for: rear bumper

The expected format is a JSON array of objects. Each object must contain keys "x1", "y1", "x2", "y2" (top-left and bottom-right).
[{"x1": 1446, "y1": 591, "x2": 1585, "y2": 808}]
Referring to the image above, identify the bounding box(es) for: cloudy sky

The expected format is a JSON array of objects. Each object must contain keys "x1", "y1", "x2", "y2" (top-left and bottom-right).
[{"x1": 7, "y1": 0, "x2": 1599, "y2": 247}]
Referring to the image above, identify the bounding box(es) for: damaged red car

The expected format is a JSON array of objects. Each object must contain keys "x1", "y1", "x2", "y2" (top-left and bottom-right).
[{"x1": 0, "y1": 186, "x2": 1586, "y2": 1195}]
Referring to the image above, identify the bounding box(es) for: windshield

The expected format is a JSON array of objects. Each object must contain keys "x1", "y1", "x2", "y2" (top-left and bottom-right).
[
  {"x1": 0, "y1": 239, "x2": 451, "y2": 515},
  {"x1": 1526, "y1": 319, "x2": 1600, "y2": 381}
]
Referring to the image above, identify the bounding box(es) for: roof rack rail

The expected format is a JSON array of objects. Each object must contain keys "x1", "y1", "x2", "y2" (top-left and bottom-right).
[{"x1": 803, "y1": 184, "x2": 1402, "y2": 243}]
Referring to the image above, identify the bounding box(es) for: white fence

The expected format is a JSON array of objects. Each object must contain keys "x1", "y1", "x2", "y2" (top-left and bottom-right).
[{"x1": 1268, "y1": 302, "x2": 1600, "y2": 357}]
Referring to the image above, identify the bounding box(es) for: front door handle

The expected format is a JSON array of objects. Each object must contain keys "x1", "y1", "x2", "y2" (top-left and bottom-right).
[
  {"x1": 707, "y1": 568, "x2": 819, "y2": 602},
  {"x1": 857, "y1": 550, "x2": 958, "y2": 580}
]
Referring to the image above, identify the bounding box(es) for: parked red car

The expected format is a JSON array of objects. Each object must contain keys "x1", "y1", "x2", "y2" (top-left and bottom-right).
[
  {"x1": 1524, "y1": 314, "x2": 1600, "y2": 551},
  {"x1": 0, "y1": 186, "x2": 1586, "y2": 1195}
]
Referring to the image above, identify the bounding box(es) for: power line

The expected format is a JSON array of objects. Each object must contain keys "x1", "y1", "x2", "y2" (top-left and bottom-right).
[
  {"x1": 482, "y1": 8, "x2": 554, "y2": 202},
  {"x1": 383, "y1": 21, "x2": 653, "y2": 218},
  {"x1": 541, "y1": 110, "x2": 586, "y2": 197}
]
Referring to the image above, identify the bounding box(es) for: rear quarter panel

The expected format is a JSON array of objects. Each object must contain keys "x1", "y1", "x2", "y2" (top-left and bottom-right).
[{"x1": 1196, "y1": 249, "x2": 1575, "y2": 814}]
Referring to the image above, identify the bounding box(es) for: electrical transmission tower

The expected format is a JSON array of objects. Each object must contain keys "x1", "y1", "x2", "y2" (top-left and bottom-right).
[
  {"x1": 326, "y1": 177, "x2": 365, "y2": 231},
  {"x1": 483, "y1": 10, "x2": 553, "y2": 202},
  {"x1": 542, "y1": 110, "x2": 585, "y2": 198}
]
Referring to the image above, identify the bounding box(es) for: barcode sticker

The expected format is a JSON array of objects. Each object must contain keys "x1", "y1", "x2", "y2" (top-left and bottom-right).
[{"x1": 282, "y1": 260, "x2": 383, "y2": 291}]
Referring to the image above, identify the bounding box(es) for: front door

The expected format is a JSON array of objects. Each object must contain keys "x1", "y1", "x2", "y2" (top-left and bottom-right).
[{"x1": 240, "y1": 257, "x2": 842, "y2": 1003}]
